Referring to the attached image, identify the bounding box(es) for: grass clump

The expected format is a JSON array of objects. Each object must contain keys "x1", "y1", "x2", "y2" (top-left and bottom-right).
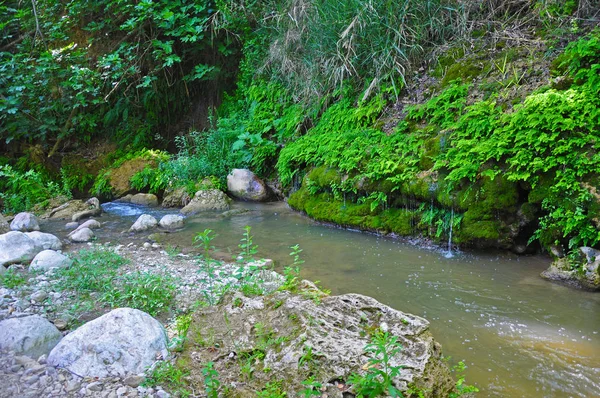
[{"x1": 0, "y1": 268, "x2": 27, "y2": 289}]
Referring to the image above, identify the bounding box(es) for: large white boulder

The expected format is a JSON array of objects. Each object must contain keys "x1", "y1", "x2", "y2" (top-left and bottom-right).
[
  {"x1": 47, "y1": 308, "x2": 168, "y2": 378},
  {"x1": 0, "y1": 231, "x2": 39, "y2": 267},
  {"x1": 30, "y1": 250, "x2": 73, "y2": 272},
  {"x1": 159, "y1": 214, "x2": 185, "y2": 230},
  {"x1": 227, "y1": 169, "x2": 269, "y2": 201},
  {"x1": 129, "y1": 214, "x2": 158, "y2": 232},
  {"x1": 180, "y1": 190, "x2": 231, "y2": 215},
  {"x1": 25, "y1": 231, "x2": 62, "y2": 251},
  {"x1": 10, "y1": 212, "x2": 40, "y2": 232},
  {"x1": 0, "y1": 315, "x2": 62, "y2": 359}
]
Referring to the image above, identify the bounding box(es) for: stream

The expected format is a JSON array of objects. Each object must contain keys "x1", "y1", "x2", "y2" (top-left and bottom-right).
[{"x1": 47, "y1": 201, "x2": 600, "y2": 397}]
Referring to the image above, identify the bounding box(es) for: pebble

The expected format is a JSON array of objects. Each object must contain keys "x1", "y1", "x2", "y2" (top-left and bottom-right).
[{"x1": 30, "y1": 291, "x2": 48, "y2": 302}]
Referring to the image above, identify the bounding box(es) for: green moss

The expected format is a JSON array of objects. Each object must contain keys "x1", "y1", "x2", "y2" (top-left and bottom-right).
[
  {"x1": 442, "y1": 60, "x2": 484, "y2": 87},
  {"x1": 306, "y1": 166, "x2": 343, "y2": 189}
]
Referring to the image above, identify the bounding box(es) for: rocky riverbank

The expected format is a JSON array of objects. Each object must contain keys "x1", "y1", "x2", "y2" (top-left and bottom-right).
[{"x1": 0, "y1": 207, "x2": 459, "y2": 397}]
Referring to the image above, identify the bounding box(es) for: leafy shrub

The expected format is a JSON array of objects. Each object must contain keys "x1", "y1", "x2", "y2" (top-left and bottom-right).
[
  {"x1": 0, "y1": 269, "x2": 27, "y2": 289},
  {"x1": 0, "y1": 165, "x2": 72, "y2": 213}
]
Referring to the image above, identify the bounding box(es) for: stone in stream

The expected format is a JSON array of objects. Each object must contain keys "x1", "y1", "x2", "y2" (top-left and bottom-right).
[
  {"x1": 180, "y1": 189, "x2": 231, "y2": 215},
  {"x1": 65, "y1": 222, "x2": 79, "y2": 230},
  {"x1": 0, "y1": 213, "x2": 9, "y2": 234},
  {"x1": 161, "y1": 187, "x2": 191, "y2": 208},
  {"x1": 158, "y1": 214, "x2": 185, "y2": 230},
  {"x1": 47, "y1": 308, "x2": 168, "y2": 378},
  {"x1": 69, "y1": 227, "x2": 95, "y2": 243},
  {"x1": 541, "y1": 246, "x2": 600, "y2": 291},
  {"x1": 226, "y1": 168, "x2": 269, "y2": 202},
  {"x1": 130, "y1": 193, "x2": 159, "y2": 207},
  {"x1": 10, "y1": 212, "x2": 40, "y2": 232},
  {"x1": 182, "y1": 290, "x2": 454, "y2": 397},
  {"x1": 68, "y1": 219, "x2": 101, "y2": 239},
  {"x1": 71, "y1": 198, "x2": 102, "y2": 222},
  {"x1": 0, "y1": 232, "x2": 40, "y2": 268},
  {"x1": 43, "y1": 199, "x2": 94, "y2": 220},
  {"x1": 0, "y1": 315, "x2": 62, "y2": 359},
  {"x1": 129, "y1": 214, "x2": 158, "y2": 232},
  {"x1": 29, "y1": 250, "x2": 73, "y2": 272}
]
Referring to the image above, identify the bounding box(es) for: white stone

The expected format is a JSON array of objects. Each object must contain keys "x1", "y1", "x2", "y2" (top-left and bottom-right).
[
  {"x1": 10, "y1": 212, "x2": 40, "y2": 232},
  {"x1": 24, "y1": 231, "x2": 62, "y2": 251},
  {"x1": 227, "y1": 169, "x2": 269, "y2": 201},
  {"x1": 158, "y1": 214, "x2": 185, "y2": 230},
  {"x1": 69, "y1": 227, "x2": 95, "y2": 243},
  {"x1": 0, "y1": 315, "x2": 62, "y2": 359},
  {"x1": 130, "y1": 193, "x2": 159, "y2": 207},
  {"x1": 48, "y1": 308, "x2": 168, "y2": 378},
  {"x1": 29, "y1": 250, "x2": 73, "y2": 272},
  {"x1": 129, "y1": 214, "x2": 158, "y2": 232},
  {"x1": 0, "y1": 231, "x2": 38, "y2": 267}
]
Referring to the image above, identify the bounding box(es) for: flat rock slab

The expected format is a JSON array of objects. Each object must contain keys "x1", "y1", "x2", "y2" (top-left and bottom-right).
[
  {"x1": 48, "y1": 308, "x2": 168, "y2": 378},
  {"x1": 182, "y1": 290, "x2": 454, "y2": 396},
  {"x1": 0, "y1": 315, "x2": 62, "y2": 359}
]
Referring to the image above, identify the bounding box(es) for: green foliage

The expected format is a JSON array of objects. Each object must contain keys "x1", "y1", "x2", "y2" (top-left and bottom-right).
[
  {"x1": 0, "y1": 269, "x2": 27, "y2": 289},
  {"x1": 144, "y1": 361, "x2": 190, "y2": 397},
  {"x1": 0, "y1": 165, "x2": 71, "y2": 213},
  {"x1": 103, "y1": 271, "x2": 177, "y2": 316},
  {"x1": 257, "y1": 381, "x2": 287, "y2": 398},
  {"x1": 349, "y1": 331, "x2": 404, "y2": 397},
  {"x1": 449, "y1": 361, "x2": 479, "y2": 398},
  {"x1": 238, "y1": 225, "x2": 258, "y2": 263},
  {"x1": 201, "y1": 362, "x2": 220, "y2": 398},
  {"x1": 300, "y1": 377, "x2": 323, "y2": 397},
  {"x1": 194, "y1": 229, "x2": 216, "y2": 261},
  {"x1": 56, "y1": 248, "x2": 127, "y2": 293}
]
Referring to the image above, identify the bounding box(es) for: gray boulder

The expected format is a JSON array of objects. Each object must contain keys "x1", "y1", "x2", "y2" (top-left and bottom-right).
[
  {"x1": 0, "y1": 213, "x2": 8, "y2": 234},
  {"x1": 0, "y1": 315, "x2": 62, "y2": 359},
  {"x1": 30, "y1": 250, "x2": 73, "y2": 272},
  {"x1": 130, "y1": 193, "x2": 159, "y2": 207},
  {"x1": 10, "y1": 212, "x2": 40, "y2": 232},
  {"x1": 0, "y1": 232, "x2": 39, "y2": 267},
  {"x1": 69, "y1": 227, "x2": 95, "y2": 243},
  {"x1": 25, "y1": 231, "x2": 62, "y2": 251},
  {"x1": 227, "y1": 169, "x2": 269, "y2": 201},
  {"x1": 129, "y1": 214, "x2": 158, "y2": 232},
  {"x1": 158, "y1": 214, "x2": 185, "y2": 230},
  {"x1": 72, "y1": 198, "x2": 102, "y2": 222},
  {"x1": 68, "y1": 219, "x2": 101, "y2": 238},
  {"x1": 65, "y1": 222, "x2": 79, "y2": 230},
  {"x1": 47, "y1": 308, "x2": 168, "y2": 378},
  {"x1": 180, "y1": 190, "x2": 231, "y2": 215},
  {"x1": 183, "y1": 291, "x2": 454, "y2": 397},
  {"x1": 161, "y1": 187, "x2": 191, "y2": 208}
]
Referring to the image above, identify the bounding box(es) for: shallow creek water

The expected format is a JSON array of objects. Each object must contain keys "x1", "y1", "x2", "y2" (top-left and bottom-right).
[{"x1": 46, "y1": 201, "x2": 600, "y2": 397}]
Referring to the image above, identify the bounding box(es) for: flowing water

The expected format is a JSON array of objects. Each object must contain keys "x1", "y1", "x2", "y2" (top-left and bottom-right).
[{"x1": 48, "y1": 201, "x2": 600, "y2": 397}]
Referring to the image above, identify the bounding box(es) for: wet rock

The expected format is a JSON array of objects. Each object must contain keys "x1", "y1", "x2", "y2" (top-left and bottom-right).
[
  {"x1": 0, "y1": 232, "x2": 39, "y2": 268},
  {"x1": 579, "y1": 247, "x2": 600, "y2": 264},
  {"x1": 0, "y1": 315, "x2": 62, "y2": 359},
  {"x1": 130, "y1": 193, "x2": 159, "y2": 207},
  {"x1": 180, "y1": 190, "x2": 231, "y2": 215},
  {"x1": 69, "y1": 227, "x2": 95, "y2": 243},
  {"x1": 0, "y1": 213, "x2": 9, "y2": 234},
  {"x1": 161, "y1": 187, "x2": 191, "y2": 208},
  {"x1": 24, "y1": 232, "x2": 62, "y2": 251},
  {"x1": 65, "y1": 222, "x2": 79, "y2": 230},
  {"x1": 72, "y1": 198, "x2": 102, "y2": 222},
  {"x1": 227, "y1": 169, "x2": 269, "y2": 202},
  {"x1": 29, "y1": 250, "x2": 72, "y2": 272},
  {"x1": 76, "y1": 219, "x2": 102, "y2": 231},
  {"x1": 10, "y1": 213, "x2": 40, "y2": 232},
  {"x1": 158, "y1": 215, "x2": 184, "y2": 230},
  {"x1": 549, "y1": 245, "x2": 565, "y2": 258},
  {"x1": 541, "y1": 253, "x2": 600, "y2": 291},
  {"x1": 44, "y1": 200, "x2": 93, "y2": 220},
  {"x1": 218, "y1": 208, "x2": 250, "y2": 218},
  {"x1": 115, "y1": 194, "x2": 134, "y2": 203},
  {"x1": 183, "y1": 291, "x2": 454, "y2": 396},
  {"x1": 129, "y1": 214, "x2": 158, "y2": 232},
  {"x1": 48, "y1": 308, "x2": 168, "y2": 378}
]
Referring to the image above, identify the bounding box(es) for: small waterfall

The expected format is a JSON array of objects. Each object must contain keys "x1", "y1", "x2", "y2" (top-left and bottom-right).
[{"x1": 445, "y1": 207, "x2": 454, "y2": 258}]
